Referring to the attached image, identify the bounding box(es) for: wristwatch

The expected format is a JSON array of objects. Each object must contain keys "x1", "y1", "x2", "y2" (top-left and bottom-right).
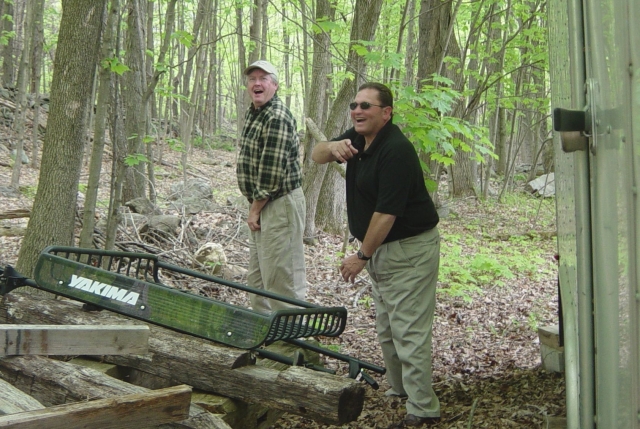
[{"x1": 357, "y1": 250, "x2": 371, "y2": 261}]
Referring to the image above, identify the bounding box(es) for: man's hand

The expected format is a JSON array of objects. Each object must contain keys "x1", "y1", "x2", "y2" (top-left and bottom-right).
[
  {"x1": 247, "y1": 211, "x2": 261, "y2": 231},
  {"x1": 248, "y1": 198, "x2": 268, "y2": 231},
  {"x1": 339, "y1": 253, "x2": 367, "y2": 283},
  {"x1": 330, "y1": 139, "x2": 358, "y2": 163}
]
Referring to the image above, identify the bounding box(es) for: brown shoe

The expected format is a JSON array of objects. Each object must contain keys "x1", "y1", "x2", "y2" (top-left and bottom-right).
[{"x1": 387, "y1": 414, "x2": 441, "y2": 428}]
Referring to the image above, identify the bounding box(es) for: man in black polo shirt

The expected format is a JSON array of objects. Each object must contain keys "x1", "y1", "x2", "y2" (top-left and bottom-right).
[{"x1": 312, "y1": 82, "x2": 441, "y2": 428}]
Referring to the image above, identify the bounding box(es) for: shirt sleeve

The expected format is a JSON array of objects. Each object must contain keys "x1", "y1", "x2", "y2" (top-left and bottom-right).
[{"x1": 253, "y1": 115, "x2": 296, "y2": 201}]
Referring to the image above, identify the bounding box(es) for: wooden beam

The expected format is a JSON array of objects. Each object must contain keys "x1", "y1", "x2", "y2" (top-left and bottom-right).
[
  {"x1": 0, "y1": 292, "x2": 366, "y2": 425},
  {"x1": 0, "y1": 355, "x2": 231, "y2": 429},
  {"x1": 0, "y1": 379, "x2": 44, "y2": 415},
  {"x1": 0, "y1": 325, "x2": 149, "y2": 356},
  {"x1": 0, "y1": 384, "x2": 191, "y2": 429}
]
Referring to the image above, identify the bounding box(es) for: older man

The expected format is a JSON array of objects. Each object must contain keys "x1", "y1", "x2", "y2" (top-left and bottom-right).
[
  {"x1": 236, "y1": 60, "x2": 306, "y2": 312},
  {"x1": 312, "y1": 82, "x2": 441, "y2": 428}
]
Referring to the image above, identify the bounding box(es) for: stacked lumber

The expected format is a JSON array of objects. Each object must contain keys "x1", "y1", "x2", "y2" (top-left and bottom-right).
[
  {"x1": 0, "y1": 356, "x2": 224, "y2": 428},
  {"x1": 0, "y1": 291, "x2": 366, "y2": 428}
]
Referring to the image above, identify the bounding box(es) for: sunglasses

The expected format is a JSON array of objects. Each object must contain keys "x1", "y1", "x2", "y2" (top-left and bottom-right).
[{"x1": 349, "y1": 102, "x2": 386, "y2": 110}]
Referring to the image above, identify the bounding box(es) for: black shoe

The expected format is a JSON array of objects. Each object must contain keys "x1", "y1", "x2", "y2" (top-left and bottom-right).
[{"x1": 387, "y1": 414, "x2": 441, "y2": 428}]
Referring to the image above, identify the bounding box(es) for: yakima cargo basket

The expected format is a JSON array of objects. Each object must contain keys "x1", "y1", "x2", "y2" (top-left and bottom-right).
[{"x1": 2, "y1": 246, "x2": 347, "y2": 349}]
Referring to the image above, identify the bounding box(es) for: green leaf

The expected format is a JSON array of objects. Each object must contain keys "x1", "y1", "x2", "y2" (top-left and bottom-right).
[{"x1": 124, "y1": 153, "x2": 149, "y2": 167}]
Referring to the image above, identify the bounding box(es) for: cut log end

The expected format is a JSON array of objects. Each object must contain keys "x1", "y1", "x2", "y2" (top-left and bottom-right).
[{"x1": 337, "y1": 384, "x2": 366, "y2": 424}]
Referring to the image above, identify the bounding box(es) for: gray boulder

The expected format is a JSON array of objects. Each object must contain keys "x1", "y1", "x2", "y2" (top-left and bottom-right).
[
  {"x1": 526, "y1": 173, "x2": 555, "y2": 197},
  {"x1": 169, "y1": 179, "x2": 213, "y2": 201}
]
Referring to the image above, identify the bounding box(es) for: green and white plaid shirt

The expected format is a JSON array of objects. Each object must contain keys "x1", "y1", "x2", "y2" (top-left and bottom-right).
[{"x1": 237, "y1": 95, "x2": 302, "y2": 202}]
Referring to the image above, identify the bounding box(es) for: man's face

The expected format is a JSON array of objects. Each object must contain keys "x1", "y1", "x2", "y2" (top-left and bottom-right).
[
  {"x1": 350, "y1": 88, "x2": 391, "y2": 140},
  {"x1": 247, "y1": 69, "x2": 278, "y2": 108}
]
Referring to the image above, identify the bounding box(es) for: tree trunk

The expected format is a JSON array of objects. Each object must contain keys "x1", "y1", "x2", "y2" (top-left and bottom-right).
[
  {"x1": 121, "y1": 0, "x2": 148, "y2": 203},
  {"x1": 178, "y1": 0, "x2": 208, "y2": 180},
  {"x1": 203, "y1": 3, "x2": 219, "y2": 138},
  {"x1": 28, "y1": 0, "x2": 45, "y2": 170},
  {"x1": 235, "y1": 7, "x2": 247, "y2": 142},
  {"x1": 105, "y1": 71, "x2": 128, "y2": 251},
  {"x1": 281, "y1": 0, "x2": 292, "y2": 108},
  {"x1": 16, "y1": 0, "x2": 107, "y2": 278},
  {"x1": 1, "y1": 0, "x2": 16, "y2": 87},
  {"x1": 9, "y1": 0, "x2": 33, "y2": 190},
  {"x1": 401, "y1": 0, "x2": 417, "y2": 86},
  {"x1": 416, "y1": 0, "x2": 449, "y2": 86},
  {"x1": 79, "y1": 0, "x2": 118, "y2": 249},
  {"x1": 248, "y1": 0, "x2": 263, "y2": 64},
  {"x1": 301, "y1": 0, "x2": 334, "y2": 241}
]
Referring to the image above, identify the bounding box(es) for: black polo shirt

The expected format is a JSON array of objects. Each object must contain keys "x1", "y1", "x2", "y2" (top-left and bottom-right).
[{"x1": 334, "y1": 121, "x2": 439, "y2": 243}]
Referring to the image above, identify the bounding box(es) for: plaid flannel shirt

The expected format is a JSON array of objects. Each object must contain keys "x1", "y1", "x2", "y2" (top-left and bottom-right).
[{"x1": 237, "y1": 95, "x2": 302, "y2": 202}]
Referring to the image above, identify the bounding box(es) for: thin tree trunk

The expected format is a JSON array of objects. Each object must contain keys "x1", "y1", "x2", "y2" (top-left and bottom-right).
[
  {"x1": 79, "y1": 0, "x2": 118, "y2": 249},
  {"x1": 10, "y1": 0, "x2": 33, "y2": 190},
  {"x1": 1, "y1": 1, "x2": 16, "y2": 87},
  {"x1": 28, "y1": 0, "x2": 44, "y2": 170},
  {"x1": 301, "y1": 0, "x2": 334, "y2": 241},
  {"x1": 235, "y1": 7, "x2": 247, "y2": 142},
  {"x1": 122, "y1": 0, "x2": 148, "y2": 203},
  {"x1": 203, "y1": 3, "x2": 218, "y2": 138}
]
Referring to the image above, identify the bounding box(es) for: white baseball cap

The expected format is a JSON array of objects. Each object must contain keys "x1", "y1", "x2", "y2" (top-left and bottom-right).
[{"x1": 244, "y1": 60, "x2": 278, "y2": 80}]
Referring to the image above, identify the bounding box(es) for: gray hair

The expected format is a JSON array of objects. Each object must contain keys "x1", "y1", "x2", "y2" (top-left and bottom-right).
[{"x1": 246, "y1": 73, "x2": 278, "y2": 86}]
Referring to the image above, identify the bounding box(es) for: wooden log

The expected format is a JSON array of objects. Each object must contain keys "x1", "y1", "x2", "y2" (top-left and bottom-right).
[
  {"x1": 0, "y1": 292, "x2": 365, "y2": 425},
  {"x1": 70, "y1": 341, "x2": 316, "y2": 429},
  {"x1": 190, "y1": 341, "x2": 317, "y2": 429},
  {"x1": 0, "y1": 355, "x2": 231, "y2": 429},
  {"x1": 0, "y1": 209, "x2": 30, "y2": 220},
  {"x1": 0, "y1": 325, "x2": 149, "y2": 356},
  {"x1": 0, "y1": 379, "x2": 44, "y2": 415},
  {"x1": 0, "y1": 384, "x2": 192, "y2": 429}
]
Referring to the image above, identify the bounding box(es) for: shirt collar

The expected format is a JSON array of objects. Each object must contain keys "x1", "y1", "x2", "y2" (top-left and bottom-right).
[
  {"x1": 249, "y1": 94, "x2": 278, "y2": 115},
  {"x1": 360, "y1": 120, "x2": 394, "y2": 156}
]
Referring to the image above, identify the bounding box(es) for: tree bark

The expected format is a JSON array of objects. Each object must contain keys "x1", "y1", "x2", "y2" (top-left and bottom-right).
[{"x1": 16, "y1": 0, "x2": 107, "y2": 278}]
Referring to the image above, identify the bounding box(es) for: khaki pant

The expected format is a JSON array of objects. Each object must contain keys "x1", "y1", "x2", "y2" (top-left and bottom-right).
[
  {"x1": 247, "y1": 187, "x2": 306, "y2": 313},
  {"x1": 367, "y1": 227, "x2": 441, "y2": 418}
]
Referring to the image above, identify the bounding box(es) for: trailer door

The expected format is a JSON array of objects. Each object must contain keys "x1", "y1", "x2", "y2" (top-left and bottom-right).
[{"x1": 551, "y1": 1, "x2": 638, "y2": 428}]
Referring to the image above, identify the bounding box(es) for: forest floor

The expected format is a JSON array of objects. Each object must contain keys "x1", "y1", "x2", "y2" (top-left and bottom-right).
[{"x1": 0, "y1": 134, "x2": 565, "y2": 429}]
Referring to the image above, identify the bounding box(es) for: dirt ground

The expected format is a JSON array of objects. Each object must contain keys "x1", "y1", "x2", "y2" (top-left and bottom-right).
[{"x1": 0, "y1": 135, "x2": 565, "y2": 428}]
